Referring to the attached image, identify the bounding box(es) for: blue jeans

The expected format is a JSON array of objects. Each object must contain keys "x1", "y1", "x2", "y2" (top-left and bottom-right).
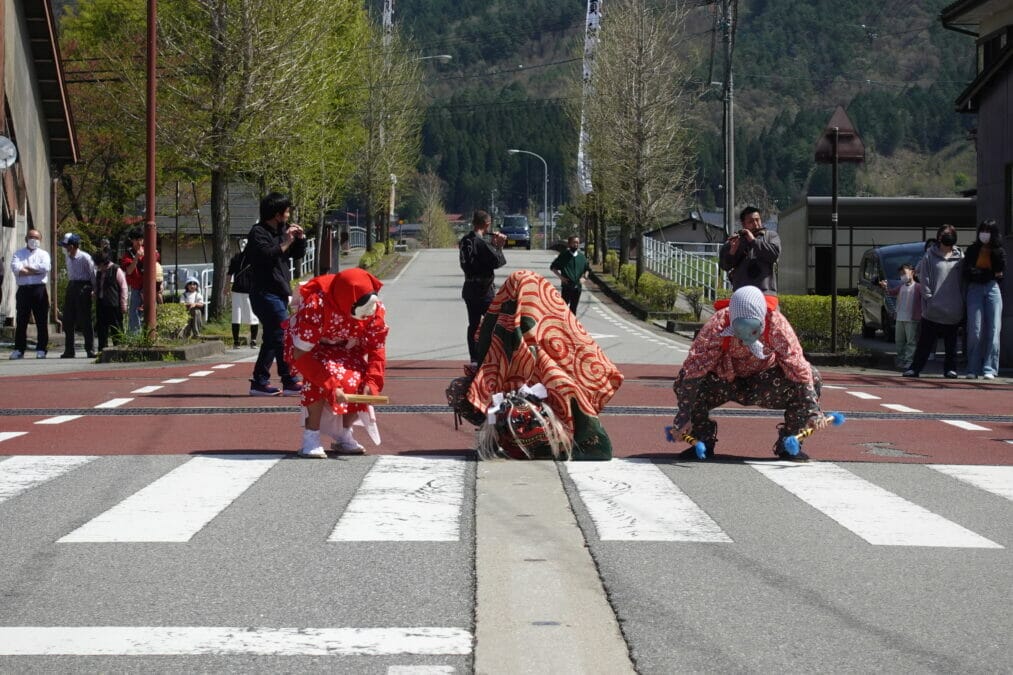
[
  {"x1": 249, "y1": 292, "x2": 295, "y2": 386},
  {"x1": 966, "y1": 280, "x2": 1003, "y2": 376},
  {"x1": 128, "y1": 288, "x2": 142, "y2": 333}
]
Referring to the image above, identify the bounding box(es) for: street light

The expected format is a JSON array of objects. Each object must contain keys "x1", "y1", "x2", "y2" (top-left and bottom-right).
[{"x1": 507, "y1": 148, "x2": 548, "y2": 250}]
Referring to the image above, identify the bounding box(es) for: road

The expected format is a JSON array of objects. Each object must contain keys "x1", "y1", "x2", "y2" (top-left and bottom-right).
[{"x1": 1, "y1": 248, "x2": 1011, "y2": 672}]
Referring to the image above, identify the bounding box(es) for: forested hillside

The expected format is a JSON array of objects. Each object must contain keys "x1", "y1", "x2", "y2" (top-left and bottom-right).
[{"x1": 386, "y1": 0, "x2": 977, "y2": 218}]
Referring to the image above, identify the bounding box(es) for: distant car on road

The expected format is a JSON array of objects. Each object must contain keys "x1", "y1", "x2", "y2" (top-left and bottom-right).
[
  {"x1": 857, "y1": 241, "x2": 927, "y2": 340},
  {"x1": 499, "y1": 215, "x2": 531, "y2": 250}
]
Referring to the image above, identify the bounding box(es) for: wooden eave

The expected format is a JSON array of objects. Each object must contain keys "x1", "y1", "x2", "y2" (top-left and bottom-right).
[{"x1": 21, "y1": 0, "x2": 78, "y2": 167}]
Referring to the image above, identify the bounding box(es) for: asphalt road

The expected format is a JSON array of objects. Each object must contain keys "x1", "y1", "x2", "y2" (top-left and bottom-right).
[{"x1": 1, "y1": 248, "x2": 1011, "y2": 673}]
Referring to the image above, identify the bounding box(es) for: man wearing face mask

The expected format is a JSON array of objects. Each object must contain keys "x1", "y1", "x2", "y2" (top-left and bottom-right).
[
  {"x1": 9, "y1": 229, "x2": 52, "y2": 359},
  {"x1": 285, "y1": 268, "x2": 389, "y2": 458},
  {"x1": 671, "y1": 285, "x2": 828, "y2": 461},
  {"x1": 550, "y1": 235, "x2": 591, "y2": 313}
]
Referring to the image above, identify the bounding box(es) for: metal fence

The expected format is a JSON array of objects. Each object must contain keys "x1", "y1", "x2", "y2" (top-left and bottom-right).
[
  {"x1": 165, "y1": 239, "x2": 318, "y2": 320},
  {"x1": 641, "y1": 235, "x2": 729, "y2": 301}
]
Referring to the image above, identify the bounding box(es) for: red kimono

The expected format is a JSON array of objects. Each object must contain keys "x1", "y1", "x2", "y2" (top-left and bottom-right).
[{"x1": 284, "y1": 270, "x2": 388, "y2": 414}]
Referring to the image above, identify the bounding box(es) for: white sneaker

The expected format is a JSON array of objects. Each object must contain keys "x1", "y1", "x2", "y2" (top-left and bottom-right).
[
  {"x1": 984, "y1": 373, "x2": 996, "y2": 380},
  {"x1": 9, "y1": 350, "x2": 23, "y2": 360},
  {"x1": 298, "y1": 430, "x2": 327, "y2": 459},
  {"x1": 330, "y1": 436, "x2": 366, "y2": 455}
]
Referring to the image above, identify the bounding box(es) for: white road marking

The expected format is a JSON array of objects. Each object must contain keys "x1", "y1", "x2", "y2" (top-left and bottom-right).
[
  {"x1": 0, "y1": 432, "x2": 28, "y2": 443},
  {"x1": 821, "y1": 384, "x2": 846, "y2": 389},
  {"x1": 929, "y1": 465, "x2": 1013, "y2": 502},
  {"x1": 588, "y1": 333, "x2": 618, "y2": 339},
  {"x1": 846, "y1": 391, "x2": 881, "y2": 400},
  {"x1": 161, "y1": 378, "x2": 188, "y2": 384},
  {"x1": 131, "y1": 385, "x2": 164, "y2": 394},
  {"x1": 750, "y1": 462, "x2": 1002, "y2": 548},
  {"x1": 189, "y1": 370, "x2": 215, "y2": 377},
  {"x1": 566, "y1": 459, "x2": 731, "y2": 542},
  {"x1": 94, "y1": 398, "x2": 133, "y2": 409},
  {"x1": 941, "y1": 419, "x2": 991, "y2": 431},
  {"x1": 59, "y1": 455, "x2": 282, "y2": 543},
  {"x1": 0, "y1": 626, "x2": 472, "y2": 656},
  {"x1": 211, "y1": 364, "x2": 235, "y2": 369},
  {"x1": 0, "y1": 456, "x2": 96, "y2": 504},
  {"x1": 389, "y1": 667, "x2": 455, "y2": 675},
  {"x1": 881, "y1": 403, "x2": 922, "y2": 413},
  {"x1": 35, "y1": 415, "x2": 82, "y2": 425},
  {"x1": 329, "y1": 456, "x2": 466, "y2": 542}
]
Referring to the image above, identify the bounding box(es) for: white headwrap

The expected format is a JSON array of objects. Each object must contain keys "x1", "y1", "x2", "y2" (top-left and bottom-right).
[{"x1": 719, "y1": 286, "x2": 769, "y2": 359}]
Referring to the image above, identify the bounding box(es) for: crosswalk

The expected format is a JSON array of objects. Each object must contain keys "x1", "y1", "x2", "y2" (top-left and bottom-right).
[{"x1": 1, "y1": 455, "x2": 1011, "y2": 549}]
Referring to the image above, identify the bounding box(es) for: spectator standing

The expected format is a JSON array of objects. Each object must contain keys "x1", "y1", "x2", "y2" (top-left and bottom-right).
[
  {"x1": 962, "y1": 219, "x2": 1005, "y2": 379},
  {"x1": 904, "y1": 224, "x2": 965, "y2": 378},
  {"x1": 719, "y1": 206, "x2": 781, "y2": 294},
  {"x1": 880, "y1": 264, "x2": 922, "y2": 371},
  {"x1": 93, "y1": 250, "x2": 128, "y2": 352},
  {"x1": 59, "y1": 233, "x2": 96, "y2": 359},
  {"x1": 459, "y1": 210, "x2": 506, "y2": 365},
  {"x1": 550, "y1": 235, "x2": 591, "y2": 314},
  {"x1": 227, "y1": 237, "x2": 260, "y2": 349},
  {"x1": 180, "y1": 278, "x2": 205, "y2": 338},
  {"x1": 120, "y1": 227, "x2": 159, "y2": 333},
  {"x1": 246, "y1": 192, "x2": 307, "y2": 396},
  {"x1": 9, "y1": 228, "x2": 51, "y2": 359}
]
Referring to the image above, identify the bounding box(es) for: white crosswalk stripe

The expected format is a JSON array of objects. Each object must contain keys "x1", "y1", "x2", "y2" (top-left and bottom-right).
[
  {"x1": 566, "y1": 459, "x2": 731, "y2": 542},
  {"x1": 58, "y1": 455, "x2": 282, "y2": 543},
  {"x1": 0, "y1": 456, "x2": 96, "y2": 504},
  {"x1": 4, "y1": 455, "x2": 1010, "y2": 550},
  {"x1": 749, "y1": 461, "x2": 1002, "y2": 548},
  {"x1": 329, "y1": 456, "x2": 467, "y2": 542}
]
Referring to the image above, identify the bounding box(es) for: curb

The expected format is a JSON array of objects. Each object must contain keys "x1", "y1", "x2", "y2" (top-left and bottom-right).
[{"x1": 98, "y1": 339, "x2": 226, "y2": 363}]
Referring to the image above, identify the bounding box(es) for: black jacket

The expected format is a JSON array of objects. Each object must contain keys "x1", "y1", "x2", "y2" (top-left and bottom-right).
[
  {"x1": 962, "y1": 241, "x2": 1006, "y2": 284},
  {"x1": 245, "y1": 221, "x2": 307, "y2": 298},
  {"x1": 227, "y1": 250, "x2": 254, "y2": 294},
  {"x1": 459, "y1": 231, "x2": 506, "y2": 300}
]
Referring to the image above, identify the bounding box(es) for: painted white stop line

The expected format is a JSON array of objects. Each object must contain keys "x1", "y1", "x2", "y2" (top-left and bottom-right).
[{"x1": 0, "y1": 626, "x2": 472, "y2": 656}]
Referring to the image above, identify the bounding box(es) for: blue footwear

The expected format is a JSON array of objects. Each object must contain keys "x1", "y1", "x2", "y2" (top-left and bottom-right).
[
  {"x1": 9, "y1": 350, "x2": 23, "y2": 360},
  {"x1": 282, "y1": 381, "x2": 304, "y2": 396}
]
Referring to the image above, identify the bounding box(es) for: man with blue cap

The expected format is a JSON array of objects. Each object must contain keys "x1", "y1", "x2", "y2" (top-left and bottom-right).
[{"x1": 671, "y1": 285, "x2": 827, "y2": 460}]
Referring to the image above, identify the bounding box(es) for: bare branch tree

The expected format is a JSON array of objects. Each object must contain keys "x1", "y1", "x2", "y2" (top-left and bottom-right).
[{"x1": 586, "y1": 0, "x2": 700, "y2": 281}]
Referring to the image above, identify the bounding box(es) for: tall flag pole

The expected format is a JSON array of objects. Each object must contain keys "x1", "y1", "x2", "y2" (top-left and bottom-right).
[{"x1": 576, "y1": 0, "x2": 602, "y2": 195}]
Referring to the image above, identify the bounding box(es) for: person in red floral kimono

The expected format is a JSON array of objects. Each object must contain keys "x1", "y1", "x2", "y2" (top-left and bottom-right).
[
  {"x1": 672, "y1": 285, "x2": 828, "y2": 461},
  {"x1": 285, "y1": 268, "x2": 388, "y2": 458}
]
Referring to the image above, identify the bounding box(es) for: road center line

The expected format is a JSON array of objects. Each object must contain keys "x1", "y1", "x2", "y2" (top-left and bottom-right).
[
  {"x1": 0, "y1": 626, "x2": 472, "y2": 656},
  {"x1": 161, "y1": 378, "x2": 188, "y2": 384},
  {"x1": 131, "y1": 385, "x2": 164, "y2": 394},
  {"x1": 0, "y1": 431, "x2": 28, "y2": 443},
  {"x1": 59, "y1": 455, "x2": 282, "y2": 543},
  {"x1": 35, "y1": 415, "x2": 82, "y2": 425},
  {"x1": 881, "y1": 403, "x2": 922, "y2": 413},
  {"x1": 846, "y1": 391, "x2": 881, "y2": 400},
  {"x1": 189, "y1": 370, "x2": 215, "y2": 377}
]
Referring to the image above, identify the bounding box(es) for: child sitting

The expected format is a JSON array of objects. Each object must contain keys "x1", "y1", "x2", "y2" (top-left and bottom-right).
[{"x1": 180, "y1": 278, "x2": 205, "y2": 338}]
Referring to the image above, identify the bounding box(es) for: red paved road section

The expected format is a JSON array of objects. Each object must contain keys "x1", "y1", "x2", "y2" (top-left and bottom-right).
[{"x1": 2, "y1": 360, "x2": 1012, "y2": 465}]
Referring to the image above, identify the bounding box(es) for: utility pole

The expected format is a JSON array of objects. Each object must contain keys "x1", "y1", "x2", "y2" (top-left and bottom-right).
[{"x1": 721, "y1": 0, "x2": 737, "y2": 236}]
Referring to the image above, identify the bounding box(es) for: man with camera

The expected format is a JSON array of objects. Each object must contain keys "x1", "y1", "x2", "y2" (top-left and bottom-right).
[
  {"x1": 246, "y1": 192, "x2": 307, "y2": 397},
  {"x1": 719, "y1": 206, "x2": 781, "y2": 295}
]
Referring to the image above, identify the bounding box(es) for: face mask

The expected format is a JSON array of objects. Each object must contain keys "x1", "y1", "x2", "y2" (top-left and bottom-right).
[
  {"x1": 352, "y1": 293, "x2": 378, "y2": 320},
  {"x1": 731, "y1": 317, "x2": 763, "y2": 345},
  {"x1": 27, "y1": 239, "x2": 39, "y2": 250},
  {"x1": 979, "y1": 232, "x2": 991, "y2": 244},
  {"x1": 939, "y1": 234, "x2": 956, "y2": 246}
]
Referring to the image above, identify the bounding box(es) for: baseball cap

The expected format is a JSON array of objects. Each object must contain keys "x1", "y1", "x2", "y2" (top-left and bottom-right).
[{"x1": 59, "y1": 233, "x2": 81, "y2": 247}]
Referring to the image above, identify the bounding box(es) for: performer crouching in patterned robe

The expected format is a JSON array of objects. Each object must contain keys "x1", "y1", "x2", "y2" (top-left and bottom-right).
[
  {"x1": 672, "y1": 285, "x2": 828, "y2": 461},
  {"x1": 285, "y1": 269, "x2": 388, "y2": 458}
]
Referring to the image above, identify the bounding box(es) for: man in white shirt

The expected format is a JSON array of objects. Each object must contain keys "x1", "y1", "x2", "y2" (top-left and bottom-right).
[{"x1": 9, "y1": 229, "x2": 51, "y2": 359}]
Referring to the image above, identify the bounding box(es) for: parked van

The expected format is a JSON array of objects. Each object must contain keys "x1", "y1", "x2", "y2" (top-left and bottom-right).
[{"x1": 857, "y1": 242, "x2": 927, "y2": 340}]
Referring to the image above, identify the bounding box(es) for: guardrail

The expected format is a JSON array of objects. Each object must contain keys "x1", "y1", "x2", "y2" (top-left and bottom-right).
[{"x1": 641, "y1": 236, "x2": 729, "y2": 301}]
